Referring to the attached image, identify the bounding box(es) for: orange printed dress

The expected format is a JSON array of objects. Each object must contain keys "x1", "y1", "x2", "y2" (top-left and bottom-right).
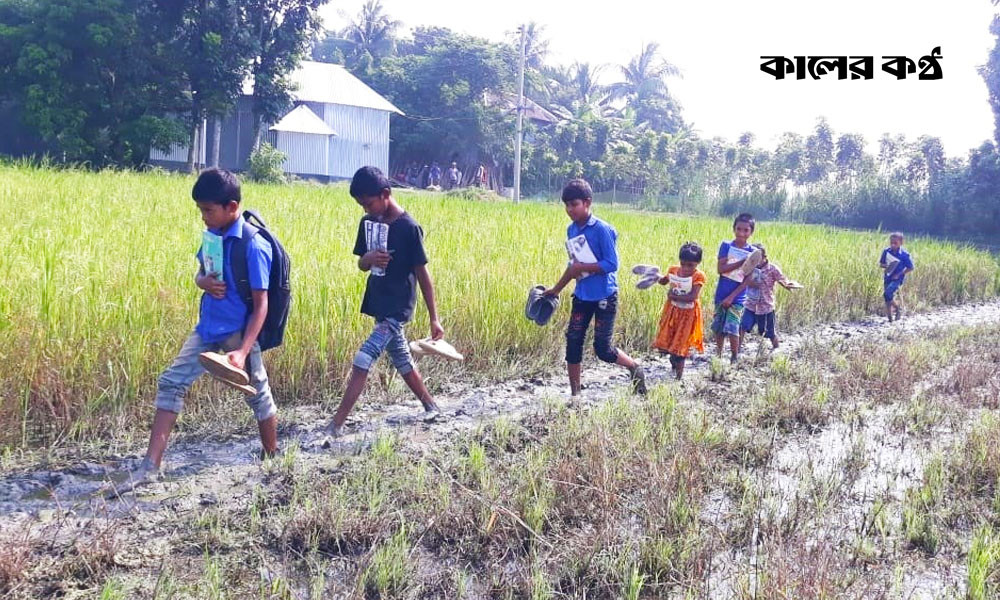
[{"x1": 653, "y1": 266, "x2": 705, "y2": 356}]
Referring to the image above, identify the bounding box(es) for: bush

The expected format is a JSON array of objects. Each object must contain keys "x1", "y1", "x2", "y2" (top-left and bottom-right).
[{"x1": 246, "y1": 142, "x2": 287, "y2": 184}]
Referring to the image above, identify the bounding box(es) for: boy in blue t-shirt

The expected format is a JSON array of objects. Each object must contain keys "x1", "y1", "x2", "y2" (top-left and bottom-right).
[
  {"x1": 879, "y1": 231, "x2": 915, "y2": 322},
  {"x1": 543, "y1": 179, "x2": 647, "y2": 397},
  {"x1": 325, "y1": 166, "x2": 445, "y2": 438},
  {"x1": 712, "y1": 213, "x2": 755, "y2": 362},
  {"x1": 134, "y1": 168, "x2": 279, "y2": 484}
]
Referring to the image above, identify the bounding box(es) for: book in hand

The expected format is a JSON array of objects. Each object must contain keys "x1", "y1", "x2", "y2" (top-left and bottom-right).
[
  {"x1": 668, "y1": 273, "x2": 695, "y2": 309},
  {"x1": 883, "y1": 252, "x2": 900, "y2": 275},
  {"x1": 201, "y1": 231, "x2": 224, "y2": 281},
  {"x1": 364, "y1": 221, "x2": 390, "y2": 277},
  {"x1": 723, "y1": 244, "x2": 751, "y2": 282},
  {"x1": 566, "y1": 234, "x2": 598, "y2": 279}
]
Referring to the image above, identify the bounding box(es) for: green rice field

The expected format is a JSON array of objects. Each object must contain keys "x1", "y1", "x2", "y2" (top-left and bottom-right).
[{"x1": 2, "y1": 163, "x2": 998, "y2": 447}]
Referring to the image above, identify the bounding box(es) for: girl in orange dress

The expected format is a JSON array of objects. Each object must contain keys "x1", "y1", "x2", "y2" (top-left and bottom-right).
[{"x1": 653, "y1": 242, "x2": 706, "y2": 379}]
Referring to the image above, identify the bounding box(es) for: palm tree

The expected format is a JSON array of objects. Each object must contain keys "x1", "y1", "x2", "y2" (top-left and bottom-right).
[
  {"x1": 609, "y1": 42, "x2": 683, "y2": 132},
  {"x1": 570, "y1": 62, "x2": 609, "y2": 115},
  {"x1": 341, "y1": 0, "x2": 400, "y2": 69}
]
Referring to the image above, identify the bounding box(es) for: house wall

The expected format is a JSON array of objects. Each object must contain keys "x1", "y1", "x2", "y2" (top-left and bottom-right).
[
  {"x1": 320, "y1": 104, "x2": 390, "y2": 178},
  {"x1": 149, "y1": 98, "x2": 393, "y2": 180},
  {"x1": 267, "y1": 131, "x2": 329, "y2": 176}
]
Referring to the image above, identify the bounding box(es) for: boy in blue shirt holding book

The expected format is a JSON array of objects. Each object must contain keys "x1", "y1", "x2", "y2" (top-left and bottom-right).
[
  {"x1": 880, "y1": 232, "x2": 914, "y2": 322},
  {"x1": 132, "y1": 168, "x2": 279, "y2": 484},
  {"x1": 544, "y1": 179, "x2": 647, "y2": 397}
]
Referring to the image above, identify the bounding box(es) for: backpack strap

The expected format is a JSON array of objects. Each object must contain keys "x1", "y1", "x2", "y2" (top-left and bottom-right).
[{"x1": 231, "y1": 219, "x2": 259, "y2": 313}]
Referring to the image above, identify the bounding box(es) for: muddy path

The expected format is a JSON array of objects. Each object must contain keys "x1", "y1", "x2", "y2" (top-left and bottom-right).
[{"x1": 3, "y1": 299, "x2": 1000, "y2": 543}]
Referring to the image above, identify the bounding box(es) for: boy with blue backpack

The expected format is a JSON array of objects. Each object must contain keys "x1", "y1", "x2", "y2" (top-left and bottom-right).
[{"x1": 131, "y1": 168, "x2": 290, "y2": 483}]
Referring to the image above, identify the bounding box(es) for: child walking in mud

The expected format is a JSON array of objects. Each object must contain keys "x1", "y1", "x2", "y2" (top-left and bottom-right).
[
  {"x1": 880, "y1": 232, "x2": 914, "y2": 322},
  {"x1": 738, "y1": 243, "x2": 795, "y2": 350},
  {"x1": 325, "y1": 166, "x2": 445, "y2": 438},
  {"x1": 653, "y1": 242, "x2": 706, "y2": 379},
  {"x1": 712, "y1": 213, "x2": 756, "y2": 362},
  {"x1": 132, "y1": 168, "x2": 280, "y2": 485},
  {"x1": 543, "y1": 178, "x2": 647, "y2": 397}
]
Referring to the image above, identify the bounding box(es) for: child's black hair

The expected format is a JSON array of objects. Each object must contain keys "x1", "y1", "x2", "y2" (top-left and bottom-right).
[
  {"x1": 679, "y1": 241, "x2": 703, "y2": 263},
  {"x1": 562, "y1": 178, "x2": 593, "y2": 203},
  {"x1": 890, "y1": 231, "x2": 904, "y2": 241},
  {"x1": 733, "y1": 212, "x2": 755, "y2": 232},
  {"x1": 350, "y1": 166, "x2": 391, "y2": 199},
  {"x1": 192, "y1": 167, "x2": 241, "y2": 205}
]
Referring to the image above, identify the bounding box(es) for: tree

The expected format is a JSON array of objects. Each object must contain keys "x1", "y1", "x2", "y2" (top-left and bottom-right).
[
  {"x1": 609, "y1": 42, "x2": 684, "y2": 133},
  {"x1": 0, "y1": 0, "x2": 187, "y2": 166},
  {"x1": 980, "y1": 12, "x2": 1000, "y2": 147},
  {"x1": 244, "y1": 0, "x2": 326, "y2": 149},
  {"x1": 803, "y1": 117, "x2": 834, "y2": 183},
  {"x1": 176, "y1": 0, "x2": 254, "y2": 171},
  {"x1": 340, "y1": 0, "x2": 399, "y2": 75},
  {"x1": 370, "y1": 27, "x2": 516, "y2": 175}
]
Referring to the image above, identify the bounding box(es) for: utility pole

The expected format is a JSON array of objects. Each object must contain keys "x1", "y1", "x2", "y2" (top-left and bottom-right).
[{"x1": 513, "y1": 24, "x2": 526, "y2": 203}]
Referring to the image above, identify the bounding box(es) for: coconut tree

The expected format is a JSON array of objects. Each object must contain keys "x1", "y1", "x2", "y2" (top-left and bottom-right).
[
  {"x1": 609, "y1": 42, "x2": 683, "y2": 132},
  {"x1": 340, "y1": 0, "x2": 399, "y2": 72}
]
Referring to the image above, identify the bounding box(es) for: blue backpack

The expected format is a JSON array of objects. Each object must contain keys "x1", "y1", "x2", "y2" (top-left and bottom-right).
[{"x1": 231, "y1": 210, "x2": 291, "y2": 351}]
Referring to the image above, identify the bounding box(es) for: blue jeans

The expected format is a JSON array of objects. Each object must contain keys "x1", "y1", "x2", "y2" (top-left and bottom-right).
[
  {"x1": 155, "y1": 330, "x2": 277, "y2": 421},
  {"x1": 352, "y1": 317, "x2": 414, "y2": 375}
]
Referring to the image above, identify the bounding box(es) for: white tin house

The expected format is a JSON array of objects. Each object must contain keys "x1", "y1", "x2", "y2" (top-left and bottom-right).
[{"x1": 151, "y1": 61, "x2": 404, "y2": 180}]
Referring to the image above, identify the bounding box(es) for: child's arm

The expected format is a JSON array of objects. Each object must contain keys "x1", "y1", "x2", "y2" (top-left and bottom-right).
[
  {"x1": 720, "y1": 279, "x2": 750, "y2": 308},
  {"x1": 195, "y1": 266, "x2": 226, "y2": 299},
  {"x1": 545, "y1": 262, "x2": 588, "y2": 296},
  {"x1": 228, "y1": 290, "x2": 269, "y2": 369},
  {"x1": 671, "y1": 283, "x2": 703, "y2": 303},
  {"x1": 415, "y1": 264, "x2": 444, "y2": 340},
  {"x1": 358, "y1": 250, "x2": 391, "y2": 272},
  {"x1": 717, "y1": 257, "x2": 746, "y2": 275}
]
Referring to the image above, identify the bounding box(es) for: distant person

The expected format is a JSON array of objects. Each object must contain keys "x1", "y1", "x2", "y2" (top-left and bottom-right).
[
  {"x1": 325, "y1": 166, "x2": 445, "y2": 438},
  {"x1": 712, "y1": 213, "x2": 755, "y2": 363},
  {"x1": 474, "y1": 163, "x2": 487, "y2": 188},
  {"x1": 880, "y1": 232, "x2": 914, "y2": 322},
  {"x1": 734, "y1": 243, "x2": 796, "y2": 350},
  {"x1": 447, "y1": 162, "x2": 460, "y2": 189},
  {"x1": 420, "y1": 164, "x2": 430, "y2": 188},
  {"x1": 134, "y1": 168, "x2": 280, "y2": 483},
  {"x1": 429, "y1": 162, "x2": 442, "y2": 187},
  {"x1": 543, "y1": 178, "x2": 647, "y2": 397},
  {"x1": 653, "y1": 242, "x2": 706, "y2": 379}
]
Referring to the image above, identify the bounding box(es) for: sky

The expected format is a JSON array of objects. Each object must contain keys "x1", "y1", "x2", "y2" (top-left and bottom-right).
[{"x1": 321, "y1": 0, "x2": 999, "y2": 158}]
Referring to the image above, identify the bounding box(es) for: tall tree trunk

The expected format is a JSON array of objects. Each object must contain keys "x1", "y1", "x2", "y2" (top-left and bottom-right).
[
  {"x1": 251, "y1": 113, "x2": 264, "y2": 151},
  {"x1": 186, "y1": 120, "x2": 199, "y2": 174},
  {"x1": 211, "y1": 116, "x2": 222, "y2": 167}
]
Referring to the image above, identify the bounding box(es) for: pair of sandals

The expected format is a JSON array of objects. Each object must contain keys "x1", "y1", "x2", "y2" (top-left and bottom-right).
[
  {"x1": 525, "y1": 285, "x2": 560, "y2": 326},
  {"x1": 632, "y1": 264, "x2": 662, "y2": 289}
]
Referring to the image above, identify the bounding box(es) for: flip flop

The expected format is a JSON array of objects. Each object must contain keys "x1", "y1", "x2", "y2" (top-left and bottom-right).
[
  {"x1": 217, "y1": 377, "x2": 258, "y2": 397},
  {"x1": 198, "y1": 352, "x2": 250, "y2": 386},
  {"x1": 636, "y1": 272, "x2": 661, "y2": 289},
  {"x1": 632, "y1": 264, "x2": 660, "y2": 276},
  {"x1": 408, "y1": 340, "x2": 427, "y2": 359},
  {"x1": 416, "y1": 338, "x2": 465, "y2": 361},
  {"x1": 740, "y1": 248, "x2": 764, "y2": 276}
]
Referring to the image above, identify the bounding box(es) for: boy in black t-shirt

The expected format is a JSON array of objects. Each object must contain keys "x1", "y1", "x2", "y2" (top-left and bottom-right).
[{"x1": 326, "y1": 166, "x2": 444, "y2": 437}]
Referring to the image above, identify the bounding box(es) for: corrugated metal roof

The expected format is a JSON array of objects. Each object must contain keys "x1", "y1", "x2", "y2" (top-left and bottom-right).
[
  {"x1": 269, "y1": 105, "x2": 337, "y2": 135},
  {"x1": 244, "y1": 61, "x2": 404, "y2": 115}
]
